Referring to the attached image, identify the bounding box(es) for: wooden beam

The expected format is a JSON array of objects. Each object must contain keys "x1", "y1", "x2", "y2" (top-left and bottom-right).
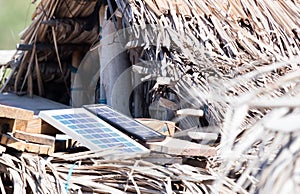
[
  {"x1": 24, "y1": 117, "x2": 42, "y2": 133},
  {"x1": 147, "y1": 137, "x2": 216, "y2": 157},
  {"x1": 0, "y1": 118, "x2": 33, "y2": 133},
  {"x1": 1, "y1": 134, "x2": 54, "y2": 155},
  {"x1": 0, "y1": 104, "x2": 34, "y2": 120},
  {"x1": 1, "y1": 134, "x2": 26, "y2": 151},
  {"x1": 142, "y1": 153, "x2": 182, "y2": 165},
  {"x1": 17, "y1": 43, "x2": 90, "y2": 52},
  {"x1": 13, "y1": 130, "x2": 55, "y2": 146}
]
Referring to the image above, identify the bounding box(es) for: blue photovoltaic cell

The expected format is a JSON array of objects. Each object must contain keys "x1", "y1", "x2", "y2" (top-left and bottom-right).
[
  {"x1": 39, "y1": 108, "x2": 149, "y2": 159},
  {"x1": 83, "y1": 104, "x2": 166, "y2": 142}
]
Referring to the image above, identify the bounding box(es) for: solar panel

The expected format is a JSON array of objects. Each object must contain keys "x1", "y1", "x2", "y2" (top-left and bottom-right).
[
  {"x1": 38, "y1": 108, "x2": 149, "y2": 159},
  {"x1": 83, "y1": 104, "x2": 166, "y2": 143}
]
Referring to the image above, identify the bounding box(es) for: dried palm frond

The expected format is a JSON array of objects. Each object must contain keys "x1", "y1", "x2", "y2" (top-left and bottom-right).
[
  {"x1": 115, "y1": 0, "x2": 300, "y2": 193},
  {"x1": 0, "y1": 150, "x2": 223, "y2": 194},
  {"x1": 3, "y1": 0, "x2": 300, "y2": 192}
]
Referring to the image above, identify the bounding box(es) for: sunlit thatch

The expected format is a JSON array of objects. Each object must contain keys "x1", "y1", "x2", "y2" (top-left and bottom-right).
[{"x1": 1, "y1": 0, "x2": 300, "y2": 193}]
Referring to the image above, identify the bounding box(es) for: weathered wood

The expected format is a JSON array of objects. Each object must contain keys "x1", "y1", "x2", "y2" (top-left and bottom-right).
[
  {"x1": 14, "y1": 130, "x2": 55, "y2": 146},
  {"x1": 0, "y1": 116, "x2": 44, "y2": 134},
  {"x1": 25, "y1": 142, "x2": 54, "y2": 155},
  {"x1": 135, "y1": 118, "x2": 175, "y2": 136},
  {"x1": 14, "y1": 119, "x2": 28, "y2": 131},
  {"x1": 0, "y1": 104, "x2": 34, "y2": 120},
  {"x1": 1, "y1": 134, "x2": 26, "y2": 151},
  {"x1": 0, "y1": 118, "x2": 32, "y2": 133},
  {"x1": 24, "y1": 116, "x2": 42, "y2": 133},
  {"x1": 143, "y1": 153, "x2": 182, "y2": 164},
  {"x1": 1, "y1": 134, "x2": 54, "y2": 155},
  {"x1": 147, "y1": 137, "x2": 216, "y2": 157}
]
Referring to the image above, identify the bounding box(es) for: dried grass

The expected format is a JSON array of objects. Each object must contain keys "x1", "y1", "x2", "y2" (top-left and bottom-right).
[
  {"x1": 0, "y1": 151, "x2": 220, "y2": 194},
  {"x1": 119, "y1": 0, "x2": 300, "y2": 193},
  {"x1": 2, "y1": 0, "x2": 300, "y2": 193}
]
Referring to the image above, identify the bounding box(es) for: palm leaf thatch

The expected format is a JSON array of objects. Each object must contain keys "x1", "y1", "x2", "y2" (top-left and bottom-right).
[
  {"x1": 1, "y1": 0, "x2": 300, "y2": 193},
  {"x1": 0, "y1": 151, "x2": 220, "y2": 193}
]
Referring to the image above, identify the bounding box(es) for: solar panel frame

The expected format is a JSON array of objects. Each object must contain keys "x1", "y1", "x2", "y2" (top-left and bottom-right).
[
  {"x1": 83, "y1": 104, "x2": 166, "y2": 143},
  {"x1": 39, "y1": 108, "x2": 150, "y2": 159}
]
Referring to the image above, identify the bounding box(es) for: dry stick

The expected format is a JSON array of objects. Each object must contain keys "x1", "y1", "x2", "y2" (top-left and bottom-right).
[
  {"x1": 19, "y1": 42, "x2": 36, "y2": 95},
  {"x1": 39, "y1": 0, "x2": 60, "y2": 41},
  {"x1": 0, "y1": 64, "x2": 17, "y2": 93},
  {"x1": 45, "y1": 159, "x2": 66, "y2": 193},
  {"x1": 27, "y1": 68, "x2": 33, "y2": 97},
  {"x1": 14, "y1": 0, "x2": 49, "y2": 93},
  {"x1": 51, "y1": 26, "x2": 70, "y2": 96},
  {"x1": 125, "y1": 160, "x2": 141, "y2": 193},
  {"x1": 245, "y1": 0, "x2": 267, "y2": 30},
  {"x1": 0, "y1": 176, "x2": 6, "y2": 194},
  {"x1": 14, "y1": 53, "x2": 30, "y2": 93},
  {"x1": 155, "y1": 0, "x2": 169, "y2": 14},
  {"x1": 144, "y1": 0, "x2": 162, "y2": 16},
  {"x1": 34, "y1": 53, "x2": 44, "y2": 96}
]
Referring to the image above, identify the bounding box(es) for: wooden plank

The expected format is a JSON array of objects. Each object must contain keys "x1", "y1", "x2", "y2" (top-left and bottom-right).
[
  {"x1": 0, "y1": 118, "x2": 29, "y2": 133},
  {"x1": 147, "y1": 137, "x2": 216, "y2": 157},
  {"x1": 135, "y1": 118, "x2": 175, "y2": 136},
  {"x1": 13, "y1": 130, "x2": 55, "y2": 146},
  {"x1": 14, "y1": 119, "x2": 28, "y2": 131},
  {"x1": 24, "y1": 116, "x2": 42, "y2": 133},
  {"x1": 143, "y1": 153, "x2": 182, "y2": 165},
  {"x1": 0, "y1": 116, "x2": 43, "y2": 134},
  {"x1": 10, "y1": 118, "x2": 60, "y2": 135},
  {"x1": 0, "y1": 134, "x2": 53, "y2": 155},
  {"x1": 25, "y1": 142, "x2": 54, "y2": 155},
  {"x1": 1, "y1": 134, "x2": 26, "y2": 151},
  {"x1": 0, "y1": 104, "x2": 34, "y2": 120}
]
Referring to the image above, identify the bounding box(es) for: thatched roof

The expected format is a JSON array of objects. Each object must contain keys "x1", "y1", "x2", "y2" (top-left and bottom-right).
[
  {"x1": 1, "y1": 0, "x2": 300, "y2": 193},
  {"x1": 0, "y1": 151, "x2": 218, "y2": 193}
]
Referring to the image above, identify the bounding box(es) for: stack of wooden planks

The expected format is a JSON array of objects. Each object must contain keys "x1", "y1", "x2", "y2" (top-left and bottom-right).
[{"x1": 0, "y1": 104, "x2": 57, "y2": 155}]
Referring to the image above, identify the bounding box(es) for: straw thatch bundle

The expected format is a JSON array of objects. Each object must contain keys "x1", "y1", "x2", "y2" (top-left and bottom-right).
[
  {"x1": 2, "y1": 0, "x2": 300, "y2": 193},
  {"x1": 0, "y1": 150, "x2": 220, "y2": 194},
  {"x1": 117, "y1": 0, "x2": 300, "y2": 192},
  {"x1": 5, "y1": 0, "x2": 100, "y2": 100}
]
